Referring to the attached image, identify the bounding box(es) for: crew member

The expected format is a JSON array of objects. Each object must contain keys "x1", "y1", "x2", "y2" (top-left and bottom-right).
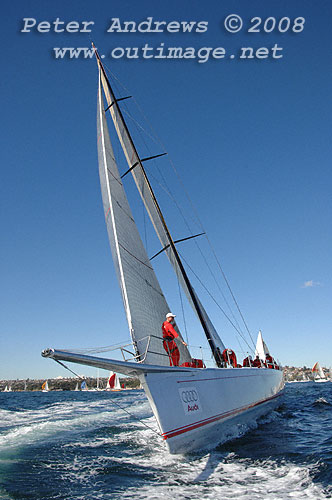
[
  {"x1": 252, "y1": 355, "x2": 262, "y2": 367},
  {"x1": 243, "y1": 355, "x2": 253, "y2": 367},
  {"x1": 265, "y1": 353, "x2": 274, "y2": 369},
  {"x1": 162, "y1": 313, "x2": 187, "y2": 366}
]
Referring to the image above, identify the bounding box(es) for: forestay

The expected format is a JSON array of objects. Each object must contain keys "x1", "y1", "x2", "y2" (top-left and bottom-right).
[
  {"x1": 98, "y1": 64, "x2": 225, "y2": 361},
  {"x1": 97, "y1": 74, "x2": 191, "y2": 366}
]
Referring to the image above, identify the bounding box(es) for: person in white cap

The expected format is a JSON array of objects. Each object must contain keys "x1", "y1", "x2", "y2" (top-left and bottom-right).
[{"x1": 162, "y1": 313, "x2": 187, "y2": 366}]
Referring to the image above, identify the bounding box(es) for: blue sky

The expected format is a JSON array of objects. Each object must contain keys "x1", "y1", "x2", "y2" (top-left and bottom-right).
[{"x1": 1, "y1": 0, "x2": 331, "y2": 379}]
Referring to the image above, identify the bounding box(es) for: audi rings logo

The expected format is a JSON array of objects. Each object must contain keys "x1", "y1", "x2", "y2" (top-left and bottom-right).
[
  {"x1": 179, "y1": 386, "x2": 202, "y2": 415},
  {"x1": 181, "y1": 389, "x2": 198, "y2": 403}
]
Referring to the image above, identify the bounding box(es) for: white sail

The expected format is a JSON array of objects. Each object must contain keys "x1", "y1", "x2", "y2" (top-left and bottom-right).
[
  {"x1": 318, "y1": 364, "x2": 325, "y2": 379},
  {"x1": 98, "y1": 65, "x2": 225, "y2": 361},
  {"x1": 312, "y1": 362, "x2": 326, "y2": 380},
  {"x1": 97, "y1": 75, "x2": 191, "y2": 366},
  {"x1": 106, "y1": 371, "x2": 122, "y2": 390},
  {"x1": 114, "y1": 374, "x2": 121, "y2": 390},
  {"x1": 255, "y1": 330, "x2": 270, "y2": 361}
]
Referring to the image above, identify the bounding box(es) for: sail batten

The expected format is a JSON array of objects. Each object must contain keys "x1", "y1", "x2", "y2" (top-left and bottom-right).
[
  {"x1": 96, "y1": 54, "x2": 225, "y2": 365},
  {"x1": 97, "y1": 72, "x2": 191, "y2": 366}
]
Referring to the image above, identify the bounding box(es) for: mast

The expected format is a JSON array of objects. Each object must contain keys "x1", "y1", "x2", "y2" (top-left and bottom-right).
[{"x1": 93, "y1": 45, "x2": 223, "y2": 367}]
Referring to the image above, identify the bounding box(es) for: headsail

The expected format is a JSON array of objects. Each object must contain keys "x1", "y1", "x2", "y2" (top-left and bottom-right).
[
  {"x1": 97, "y1": 73, "x2": 191, "y2": 366},
  {"x1": 255, "y1": 330, "x2": 270, "y2": 361},
  {"x1": 95, "y1": 48, "x2": 225, "y2": 366},
  {"x1": 106, "y1": 371, "x2": 121, "y2": 390}
]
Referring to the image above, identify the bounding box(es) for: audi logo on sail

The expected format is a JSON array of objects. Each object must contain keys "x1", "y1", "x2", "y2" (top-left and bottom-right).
[{"x1": 181, "y1": 389, "x2": 198, "y2": 403}]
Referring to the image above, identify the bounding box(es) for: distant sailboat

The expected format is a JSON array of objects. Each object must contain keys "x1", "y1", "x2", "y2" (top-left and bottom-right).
[
  {"x1": 74, "y1": 382, "x2": 79, "y2": 391},
  {"x1": 312, "y1": 362, "x2": 328, "y2": 383},
  {"x1": 81, "y1": 380, "x2": 88, "y2": 391},
  {"x1": 96, "y1": 369, "x2": 103, "y2": 390},
  {"x1": 106, "y1": 371, "x2": 121, "y2": 391},
  {"x1": 42, "y1": 45, "x2": 284, "y2": 454},
  {"x1": 41, "y1": 381, "x2": 49, "y2": 392},
  {"x1": 3, "y1": 385, "x2": 11, "y2": 392}
]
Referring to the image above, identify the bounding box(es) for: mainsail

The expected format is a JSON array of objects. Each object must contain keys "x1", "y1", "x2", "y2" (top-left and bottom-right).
[
  {"x1": 95, "y1": 49, "x2": 225, "y2": 366},
  {"x1": 97, "y1": 74, "x2": 191, "y2": 366}
]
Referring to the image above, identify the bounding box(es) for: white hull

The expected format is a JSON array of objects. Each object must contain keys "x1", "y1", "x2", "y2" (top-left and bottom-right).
[
  {"x1": 314, "y1": 378, "x2": 328, "y2": 383},
  {"x1": 42, "y1": 349, "x2": 284, "y2": 454},
  {"x1": 141, "y1": 366, "x2": 284, "y2": 453}
]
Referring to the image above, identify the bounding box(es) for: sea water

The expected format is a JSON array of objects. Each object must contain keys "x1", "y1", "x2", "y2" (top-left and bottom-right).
[{"x1": 0, "y1": 382, "x2": 331, "y2": 499}]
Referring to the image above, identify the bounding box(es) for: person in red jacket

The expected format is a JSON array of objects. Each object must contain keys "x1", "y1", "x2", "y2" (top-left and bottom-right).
[
  {"x1": 252, "y1": 355, "x2": 262, "y2": 367},
  {"x1": 162, "y1": 313, "x2": 187, "y2": 366}
]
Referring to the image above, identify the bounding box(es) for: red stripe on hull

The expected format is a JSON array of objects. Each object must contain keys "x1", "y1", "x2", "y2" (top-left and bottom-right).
[{"x1": 162, "y1": 392, "x2": 282, "y2": 441}]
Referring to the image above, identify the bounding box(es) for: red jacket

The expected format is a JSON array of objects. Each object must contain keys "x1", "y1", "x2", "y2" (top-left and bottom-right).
[{"x1": 162, "y1": 321, "x2": 179, "y2": 341}]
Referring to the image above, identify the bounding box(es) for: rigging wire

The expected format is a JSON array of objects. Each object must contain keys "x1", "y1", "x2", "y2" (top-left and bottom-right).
[
  {"x1": 52, "y1": 358, "x2": 162, "y2": 438},
  {"x1": 178, "y1": 251, "x2": 255, "y2": 354},
  {"x1": 60, "y1": 340, "x2": 133, "y2": 355},
  {"x1": 113, "y1": 84, "x2": 251, "y2": 342},
  {"x1": 121, "y1": 115, "x2": 249, "y2": 343},
  {"x1": 106, "y1": 398, "x2": 162, "y2": 438},
  {"x1": 53, "y1": 359, "x2": 84, "y2": 379},
  {"x1": 124, "y1": 96, "x2": 256, "y2": 349},
  {"x1": 101, "y1": 64, "x2": 256, "y2": 350},
  {"x1": 117, "y1": 98, "x2": 248, "y2": 339}
]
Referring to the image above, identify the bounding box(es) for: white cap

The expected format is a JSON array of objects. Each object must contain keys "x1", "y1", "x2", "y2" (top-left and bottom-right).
[{"x1": 166, "y1": 312, "x2": 176, "y2": 319}]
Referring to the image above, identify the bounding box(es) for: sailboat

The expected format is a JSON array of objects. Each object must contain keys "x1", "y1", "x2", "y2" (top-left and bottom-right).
[
  {"x1": 42, "y1": 45, "x2": 284, "y2": 454},
  {"x1": 41, "y1": 381, "x2": 49, "y2": 392},
  {"x1": 106, "y1": 371, "x2": 121, "y2": 391},
  {"x1": 3, "y1": 385, "x2": 11, "y2": 392},
  {"x1": 81, "y1": 380, "x2": 88, "y2": 391},
  {"x1": 312, "y1": 362, "x2": 328, "y2": 383},
  {"x1": 74, "y1": 382, "x2": 79, "y2": 391}
]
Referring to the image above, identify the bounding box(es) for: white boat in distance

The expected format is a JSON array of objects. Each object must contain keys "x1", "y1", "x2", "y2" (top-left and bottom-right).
[
  {"x1": 312, "y1": 362, "x2": 328, "y2": 383},
  {"x1": 42, "y1": 46, "x2": 284, "y2": 454}
]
